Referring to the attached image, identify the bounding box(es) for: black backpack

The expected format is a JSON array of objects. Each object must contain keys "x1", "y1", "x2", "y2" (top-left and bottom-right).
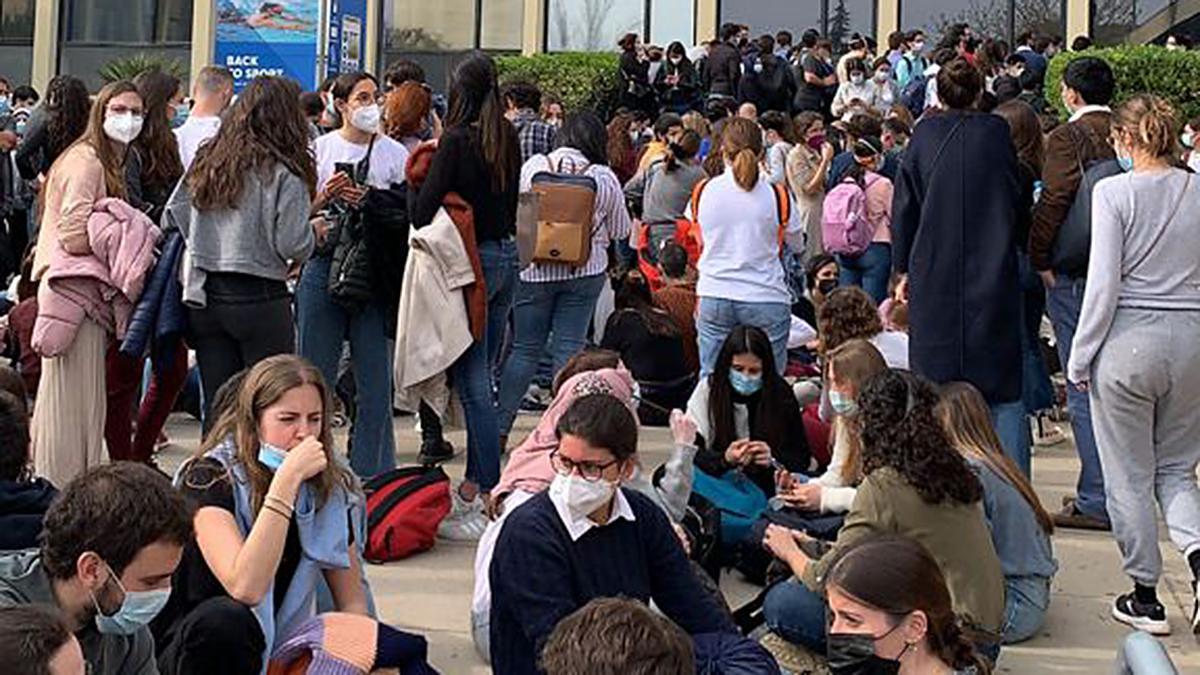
[{"x1": 1051, "y1": 126, "x2": 1123, "y2": 278}]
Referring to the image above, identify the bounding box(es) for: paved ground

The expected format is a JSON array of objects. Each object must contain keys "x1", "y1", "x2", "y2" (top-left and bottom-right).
[{"x1": 160, "y1": 412, "x2": 1200, "y2": 673}]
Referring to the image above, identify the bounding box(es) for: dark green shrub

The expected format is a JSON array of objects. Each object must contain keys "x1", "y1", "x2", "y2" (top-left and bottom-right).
[
  {"x1": 1046, "y1": 45, "x2": 1200, "y2": 122},
  {"x1": 99, "y1": 54, "x2": 187, "y2": 84},
  {"x1": 496, "y1": 52, "x2": 621, "y2": 120}
]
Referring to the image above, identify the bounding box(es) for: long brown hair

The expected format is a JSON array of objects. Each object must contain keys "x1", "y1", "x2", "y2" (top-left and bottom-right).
[
  {"x1": 188, "y1": 76, "x2": 317, "y2": 211},
  {"x1": 720, "y1": 116, "x2": 763, "y2": 190},
  {"x1": 936, "y1": 382, "x2": 1054, "y2": 534},
  {"x1": 826, "y1": 535, "x2": 991, "y2": 674},
  {"x1": 606, "y1": 112, "x2": 635, "y2": 172},
  {"x1": 825, "y1": 340, "x2": 888, "y2": 484},
  {"x1": 43, "y1": 75, "x2": 91, "y2": 165},
  {"x1": 993, "y1": 99, "x2": 1044, "y2": 175},
  {"x1": 61, "y1": 81, "x2": 140, "y2": 201},
  {"x1": 132, "y1": 70, "x2": 184, "y2": 189},
  {"x1": 384, "y1": 81, "x2": 431, "y2": 141},
  {"x1": 198, "y1": 355, "x2": 354, "y2": 515}
]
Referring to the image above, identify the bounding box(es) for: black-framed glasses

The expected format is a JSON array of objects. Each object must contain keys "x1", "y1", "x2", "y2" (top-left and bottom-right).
[{"x1": 550, "y1": 450, "x2": 620, "y2": 482}]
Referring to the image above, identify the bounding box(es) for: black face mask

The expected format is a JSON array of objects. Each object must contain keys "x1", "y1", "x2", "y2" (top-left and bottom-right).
[
  {"x1": 817, "y1": 278, "x2": 838, "y2": 296},
  {"x1": 826, "y1": 629, "x2": 907, "y2": 675}
]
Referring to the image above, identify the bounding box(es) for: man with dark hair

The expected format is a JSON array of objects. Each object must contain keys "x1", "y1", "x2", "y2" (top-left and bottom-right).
[
  {"x1": 774, "y1": 30, "x2": 793, "y2": 59},
  {"x1": 1015, "y1": 31, "x2": 1049, "y2": 87},
  {"x1": 1071, "y1": 35, "x2": 1093, "y2": 51},
  {"x1": 826, "y1": 114, "x2": 896, "y2": 187},
  {"x1": 701, "y1": 23, "x2": 743, "y2": 100},
  {"x1": 654, "y1": 243, "x2": 699, "y2": 373},
  {"x1": 383, "y1": 58, "x2": 426, "y2": 90},
  {"x1": 0, "y1": 463, "x2": 193, "y2": 675},
  {"x1": 895, "y1": 29, "x2": 928, "y2": 90},
  {"x1": 0, "y1": 391, "x2": 55, "y2": 551},
  {"x1": 893, "y1": 57, "x2": 1026, "y2": 476},
  {"x1": 739, "y1": 35, "x2": 795, "y2": 115},
  {"x1": 489, "y1": 394, "x2": 732, "y2": 675},
  {"x1": 637, "y1": 112, "x2": 684, "y2": 174},
  {"x1": 0, "y1": 605, "x2": 85, "y2": 675},
  {"x1": 1029, "y1": 56, "x2": 1116, "y2": 532},
  {"x1": 541, "y1": 597, "x2": 694, "y2": 675},
  {"x1": 504, "y1": 80, "x2": 556, "y2": 162}
]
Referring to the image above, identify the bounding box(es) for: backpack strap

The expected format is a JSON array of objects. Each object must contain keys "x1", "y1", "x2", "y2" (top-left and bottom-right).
[
  {"x1": 687, "y1": 177, "x2": 711, "y2": 251},
  {"x1": 771, "y1": 183, "x2": 791, "y2": 250}
]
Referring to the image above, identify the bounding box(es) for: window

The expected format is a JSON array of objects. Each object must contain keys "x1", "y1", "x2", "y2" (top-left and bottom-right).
[
  {"x1": 65, "y1": 0, "x2": 193, "y2": 43},
  {"x1": 385, "y1": 1, "x2": 477, "y2": 51},
  {"x1": 1091, "y1": 0, "x2": 1177, "y2": 46},
  {"x1": 481, "y1": 0, "x2": 524, "y2": 50},
  {"x1": 719, "y1": 0, "x2": 822, "y2": 38},
  {"x1": 649, "y1": 0, "x2": 694, "y2": 47},
  {"x1": 1012, "y1": 0, "x2": 1064, "y2": 44},
  {"x1": 546, "y1": 0, "x2": 643, "y2": 51},
  {"x1": 1, "y1": 0, "x2": 34, "y2": 41}
]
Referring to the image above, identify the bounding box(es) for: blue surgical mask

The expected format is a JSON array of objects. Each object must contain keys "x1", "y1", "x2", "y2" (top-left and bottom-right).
[
  {"x1": 829, "y1": 390, "x2": 859, "y2": 417},
  {"x1": 0, "y1": 96, "x2": 9, "y2": 117},
  {"x1": 729, "y1": 369, "x2": 763, "y2": 396},
  {"x1": 1117, "y1": 155, "x2": 1134, "y2": 172},
  {"x1": 258, "y1": 442, "x2": 288, "y2": 472},
  {"x1": 170, "y1": 103, "x2": 189, "y2": 129},
  {"x1": 92, "y1": 562, "x2": 172, "y2": 636}
]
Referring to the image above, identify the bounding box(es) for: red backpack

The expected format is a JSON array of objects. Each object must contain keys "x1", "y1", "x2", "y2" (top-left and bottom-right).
[{"x1": 363, "y1": 466, "x2": 451, "y2": 563}]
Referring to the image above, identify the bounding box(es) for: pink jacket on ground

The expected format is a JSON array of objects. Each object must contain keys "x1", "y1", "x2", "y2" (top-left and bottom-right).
[{"x1": 34, "y1": 198, "x2": 161, "y2": 357}]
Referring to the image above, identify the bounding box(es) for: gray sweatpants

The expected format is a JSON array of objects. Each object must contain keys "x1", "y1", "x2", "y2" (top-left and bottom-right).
[{"x1": 1090, "y1": 308, "x2": 1200, "y2": 587}]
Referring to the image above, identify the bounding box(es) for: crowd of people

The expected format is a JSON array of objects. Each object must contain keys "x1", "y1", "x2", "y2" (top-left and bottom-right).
[{"x1": 0, "y1": 14, "x2": 1196, "y2": 675}]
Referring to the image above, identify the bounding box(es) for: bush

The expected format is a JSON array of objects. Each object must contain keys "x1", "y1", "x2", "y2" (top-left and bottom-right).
[
  {"x1": 1046, "y1": 45, "x2": 1200, "y2": 123},
  {"x1": 496, "y1": 52, "x2": 621, "y2": 120},
  {"x1": 99, "y1": 54, "x2": 187, "y2": 84}
]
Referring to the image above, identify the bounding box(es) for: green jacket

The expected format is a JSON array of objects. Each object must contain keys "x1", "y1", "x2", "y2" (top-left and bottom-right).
[
  {"x1": 0, "y1": 550, "x2": 159, "y2": 675},
  {"x1": 801, "y1": 467, "x2": 1006, "y2": 635}
]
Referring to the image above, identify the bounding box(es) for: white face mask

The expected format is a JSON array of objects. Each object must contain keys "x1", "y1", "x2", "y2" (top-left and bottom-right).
[
  {"x1": 103, "y1": 112, "x2": 143, "y2": 144},
  {"x1": 549, "y1": 472, "x2": 617, "y2": 522},
  {"x1": 351, "y1": 103, "x2": 381, "y2": 134},
  {"x1": 875, "y1": 70, "x2": 890, "y2": 82},
  {"x1": 670, "y1": 56, "x2": 682, "y2": 65},
  {"x1": 851, "y1": 73, "x2": 865, "y2": 85}
]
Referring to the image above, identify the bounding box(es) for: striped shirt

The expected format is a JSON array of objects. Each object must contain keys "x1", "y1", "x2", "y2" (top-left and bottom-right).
[{"x1": 519, "y1": 148, "x2": 633, "y2": 283}]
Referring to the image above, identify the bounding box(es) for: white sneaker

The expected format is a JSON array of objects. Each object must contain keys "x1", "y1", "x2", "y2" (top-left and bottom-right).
[{"x1": 439, "y1": 484, "x2": 489, "y2": 542}]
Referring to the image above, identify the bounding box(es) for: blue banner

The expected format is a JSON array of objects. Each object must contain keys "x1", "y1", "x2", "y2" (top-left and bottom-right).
[
  {"x1": 325, "y1": 0, "x2": 367, "y2": 79},
  {"x1": 215, "y1": 0, "x2": 321, "y2": 92}
]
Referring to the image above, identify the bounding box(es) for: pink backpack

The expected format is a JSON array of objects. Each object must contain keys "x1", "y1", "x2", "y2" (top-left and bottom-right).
[{"x1": 822, "y1": 175, "x2": 878, "y2": 257}]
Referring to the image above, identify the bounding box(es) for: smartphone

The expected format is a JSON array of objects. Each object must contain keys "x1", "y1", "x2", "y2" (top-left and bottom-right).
[{"x1": 334, "y1": 162, "x2": 357, "y2": 184}]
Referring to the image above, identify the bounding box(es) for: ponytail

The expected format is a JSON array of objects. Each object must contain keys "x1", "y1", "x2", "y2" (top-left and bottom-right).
[
  {"x1": 731, "y1": 148, "x2": 759, "y2": 190},
  {"x1": 665, "y1": 129, "x2": 701, "y2": 173},
  {"x1": 1114, "y1": 93, "x2": 1179, "y2": 160},
  {"x1": 479, "y1": 87, "x2": 517, "y2": 192},
  {"x1": 720, "y1": 117, "x2": 764, "y2": 191},
  {"x1": 933, "y1": 620, "x2": 992, "y2": 675}
]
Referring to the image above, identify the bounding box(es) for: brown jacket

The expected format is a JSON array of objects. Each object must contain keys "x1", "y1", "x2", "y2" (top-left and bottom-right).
[{"x1": 1029, "y1": 110, "x2": 1114, "y2": 272}]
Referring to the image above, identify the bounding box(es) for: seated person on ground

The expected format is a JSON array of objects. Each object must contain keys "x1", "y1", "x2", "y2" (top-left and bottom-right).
[
  {"x1": 152, "y1": 355, "x2": 368, "y2": 674},
  {"x1": 818, "y1": 286, "x2": 908, "y2": 370},
  {"x1": 687, "y1": 325, "x2": 812, "y2": 497},
  {"x1": 792, "y1": 254, "x2": 839, "y2": 330},
  {"x1": 761, "y1": 370, "x2": 1005, "y2": 659},
  {"x1": 602, "y1": 270, "x2": 696, "y2": 425},
  {"x1": 937, "y1": 382, "x2": 1057, "y2": 645},
  {"x1": 489, "y1": 393, "x2": 734, "y2": 675},
  {"x1": 652, "y1": 242, "x2": 700, "y2": 372},
  {"x1": 0, "y1": 390, "x2": 56, "y2": 550},
  {"x1": 0, "y1": 463, "x2": 193, "y2": 675},
  {"x1": 0, "y1": 605, "x2": 86, "y2": 675},
  {"x1": 540, "y1": 597, "x2": 694, "y2": 675}
]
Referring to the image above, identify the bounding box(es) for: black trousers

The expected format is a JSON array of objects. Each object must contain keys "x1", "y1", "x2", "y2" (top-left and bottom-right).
[{"x1": 157, "y1": 597, "x2": 264, "y2": 675}]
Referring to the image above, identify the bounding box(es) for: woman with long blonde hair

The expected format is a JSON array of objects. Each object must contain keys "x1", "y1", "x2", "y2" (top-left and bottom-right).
[
  {"x1": 153, "y1": 354, "x2": 362, "y2": 672},
  {"x1": 937, "y1": 381, "x2": 1056, "y2": 644}
]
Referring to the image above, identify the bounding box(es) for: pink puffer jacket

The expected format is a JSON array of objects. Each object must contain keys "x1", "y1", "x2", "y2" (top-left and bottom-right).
[{"x1": 34, "y1": 198, "x2": 161, "y2": 357}]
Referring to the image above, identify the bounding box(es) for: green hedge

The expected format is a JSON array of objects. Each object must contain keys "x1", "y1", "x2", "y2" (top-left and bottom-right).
[
  {"x1": 496, "y1": 53, "x2": 622, "y2": 120},
  {"x1": 1046, "y1": 45, "x2": 1200, "y2": 122}
]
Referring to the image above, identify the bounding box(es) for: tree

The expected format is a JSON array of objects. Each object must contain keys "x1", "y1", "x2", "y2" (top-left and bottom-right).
[
  {"x1": 551, "y1": 0, "x2": 640, "y2": 52},
  {"x1": 828, "y1": 0, "x2": 851, "y2": 49},
  {"x1": 931, "y1": 0, "x2": 1139, "y2": 45}
]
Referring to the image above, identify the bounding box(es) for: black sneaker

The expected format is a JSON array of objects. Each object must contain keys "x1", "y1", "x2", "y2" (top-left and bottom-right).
[
  {"x1": 418, "y1": 439, "x2": 455, "y2": 466},
  {"x1": 1112, "y1": 592, "x2": 1170, "y2": 635},
  {"x1": 1192, "y1": 580, "x2": 1200, "y2": 635}
]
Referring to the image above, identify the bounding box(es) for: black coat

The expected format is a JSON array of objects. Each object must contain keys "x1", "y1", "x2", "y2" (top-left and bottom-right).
[{"x1": 891, "y1": 111, "x2": 1022, "y2": 404}]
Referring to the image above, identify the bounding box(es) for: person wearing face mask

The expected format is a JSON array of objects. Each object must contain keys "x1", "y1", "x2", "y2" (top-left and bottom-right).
[
  {"x1": 786, "y1": 112, "x2": 835, "y2": 262},
  {"x1": 1180, "y1": 115, "x2": 1200, "y2": 172},
  {"x1": 832, "y1": 59, "x2": 876, "y2": 119},
  {"x1": 489, "y1": 393, "x2": 734, "y2": 675},
  {"x1": 762, "y1": 370, "x2": 1004, "y2": 663},
  {"x1": 895, "y1": 31, "x2": 928, "y2": 90},
  {"x1": 173, "y1": 66, "x2": 233, "y2": 171},
  {"x1": 656, "y1": 41, "x2": 700, "y2": 115},
  {"x1": 794, "y1": 39, "x2": 838, "y2": 116},
  {"x1": 819, "y1": 535, "x2": 995, "y2": 675},
  {"x1": 0, "y1": 463, "x2": 193, "y2": 675},
  {"x1": 299, "y1": 71, "x2": 408, "y2": 480},
  {"x1": 868, "y1": 57, "x2": 900, "y2": 115},
  {"x1": 828, "y1": 137, "x2": 893, "y2": 304},
  {"x1": 30, "y1": 81, "x2": 155, "y2": 488},
  {"x1": 153, "y1": 355, "x2": 366, "y2": 674}
]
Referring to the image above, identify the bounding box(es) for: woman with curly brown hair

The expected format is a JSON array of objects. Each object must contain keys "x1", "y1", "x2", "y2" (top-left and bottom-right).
[
  {"x1": 165, "y1": 76, "x2": 318, "y2": 425},
  {"x1": 605, "y1": 112, "x2": 638, "y2": 185},
  {"x1": 761, "y1": 369, "x2": 1004, "y2": 662},
  {"x1": 817, "y1": 286, "x2": 908, "y2": 369}
]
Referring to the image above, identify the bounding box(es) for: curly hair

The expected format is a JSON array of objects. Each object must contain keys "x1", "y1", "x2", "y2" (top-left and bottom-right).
[
  {"x1": 858, "y1": 370, "x2": 982, "y2": 505},
  {"x1": 818, "y1": 286, "x2": 883, "y2": 353},
  {"x1": 43, "y1": 75, "x2": 90, "y2": 166}
]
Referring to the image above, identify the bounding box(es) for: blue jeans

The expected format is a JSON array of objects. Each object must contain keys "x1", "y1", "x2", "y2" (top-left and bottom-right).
[
  {"x1": 296, "y1": 256, "x2": 396, "y2": 479},
  {"x1": 456, "y1": 240, "x2": 518, "y2": 491},
  {"x1": 763, "y1": 579, "x2": 827, "y2": 652},
  {"x1": 1019, "y1": 253, "x2": 1054, "y2": 414},
  {"x1": 991, "y1": 399, "x2": 1032, "y2": 478},
  {"x1": 1046, "y1": 275, "x2": 1109, "y2": 521},
  {"x1": 497, "y1": 273, "x2": 606, "y2": 435},
  {"x1": 837, "y1": 242, "x2": 892, "y2": 305},
  {"x1": 697, "y1": 297, "x2": 791, "y2": 378},
  {"x1": 1002, "y1": 575, "x2": 1050, "y2": 644}
]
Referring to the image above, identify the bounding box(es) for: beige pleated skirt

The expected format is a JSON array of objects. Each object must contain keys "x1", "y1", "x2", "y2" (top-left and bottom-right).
[{"x1": 32, "y1": 318, "x2": 108, "y2": 488}]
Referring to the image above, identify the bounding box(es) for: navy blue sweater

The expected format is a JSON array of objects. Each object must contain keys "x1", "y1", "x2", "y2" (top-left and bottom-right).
[{"x1": 489, "y1": 489, "x2": 735, "y2": 675}]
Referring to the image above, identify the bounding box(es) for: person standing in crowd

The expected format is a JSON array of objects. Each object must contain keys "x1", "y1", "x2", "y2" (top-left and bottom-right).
[
  {"x1": 786, "y1": 112, "x2": 834, "y2": 262},
  {"x1": 15, "y1": 75, "x2": 89, "y2": 185},
  {"x1": 691, "y1": 117, "x2": 802, "y2": 375},
  {"x1": 0, "y1": 605, "x2": 86, "y2": 675},
  {"x1": 167, "y1": 76, "x2": 317, "y2": 424},
  {"x1": 892, "y1": 58, "x2": 1028, "y2": 475},
  {"x1": 624, "y1": 129, "x2": 704, "y2": 261},
  {"x1": 489, "y1": 394, "x2": 734, "y2": 675},
  {"x1": 656, "y1": 41, "x2": 700, "y2": 115},
  {"x1": 831, "y1": 58, "x2": 875, "y2": 118},
  {"x1": 0, "y1": 463, "x2": 193, "y2": 675},
  {"x1": 1028, "y1": 56, "x2": 1115, "y2": 530},
  {"x1": 605, "y1": 112, "x2": 639, "y2": 185},
  {"x1": 30, "y1": 81, "x2": 148, "y2": 487},
  {"x1": 739, "y1": 35, "x2": 795, "y2": 115},
  {"x1": 637, "y1": 112, "x2": 684, "y2": 174},
  {"x1": 793, "y1": 39, "x2": 837, "y2": 116},
  {"x1": 299, "y1": 71, "x2": 408, "y2": 479},
  {"x1": 895, "y1": 30, "x2": 928, "y2": 90},
  {"x1": 937, "y1": 382, "x2": 1057, "y2": 644},
  {"x1": 829, "y1": 136, "x2": 893, "y2": 304},
  {"x1": 836, "y1": 36, "x2": 871, "y2": 84},
  {"x1": 1068, "y1": 95, "x2": 1200, "y2": 636},
  {"x1": 497, "y1": 112, "x2": 632, "y2": 440},
  {"x1": 173, "y1": 66, "x2": 233, "y2": 171},
  {"x1": 868, "y1": 57, "x2": 900, "y2": 115},
  {"x1": 412, "y1": 54, "x2": 521, "y2": 540},
  {"x1": 0, "y1": 391, "x2": 56, "y2": 551},
  {"x1": 384, "y1": 80, "x2": 437, "y2": 154},
  {"x1": 152, "y1": 355, "x2": 367, "y2": 673},
  {"x1": 885, "y1": 30, "x2": 908, "y2": 69},
  {"x1": 760, "y1": 112, "x2": 794, "y2": 186},
  {"x1": 8, "y1": 85, "x2": 39, "y2": 133},
  {"x1": 504, "y1": 80, "x2": 556, "y2": 163},
  {"x1": 618, "y1": 33, "x2": 655, "y2": 117},
  {"x1": 702, "y1": 24, "x2": 743, "y2": 102}
]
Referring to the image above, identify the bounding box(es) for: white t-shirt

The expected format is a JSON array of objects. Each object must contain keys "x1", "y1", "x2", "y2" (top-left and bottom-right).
[
  {"x1": 871, "y1": 330, "x2": 910, "y2": 370},
  {"x1": 313, "y1": 131, "x2": 410, "y2": 192},
  {"x1": 174, "y1": 116, "x2": 222, "y2": 170}
]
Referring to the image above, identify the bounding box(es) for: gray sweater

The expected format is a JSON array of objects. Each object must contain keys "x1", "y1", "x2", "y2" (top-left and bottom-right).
[
  {"x1": 165, "y1": 162, "x2": 315, "y2": 307},
  {"x1": 624, "y1": 160, "x2": 706, "y2": 226},
  {"x1": 1069, "y1": 169, "x2": 1200, "y2": 383}
]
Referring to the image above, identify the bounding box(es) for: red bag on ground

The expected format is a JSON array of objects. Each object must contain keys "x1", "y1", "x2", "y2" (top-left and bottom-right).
[{"x1": 363, "y1": 466, "x2": 451, "y2": 563}]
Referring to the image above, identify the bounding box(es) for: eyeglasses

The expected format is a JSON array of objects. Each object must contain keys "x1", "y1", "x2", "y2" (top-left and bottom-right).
[{"x1": 550, "y1": 450, "x2": 620, "y2": 482}]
